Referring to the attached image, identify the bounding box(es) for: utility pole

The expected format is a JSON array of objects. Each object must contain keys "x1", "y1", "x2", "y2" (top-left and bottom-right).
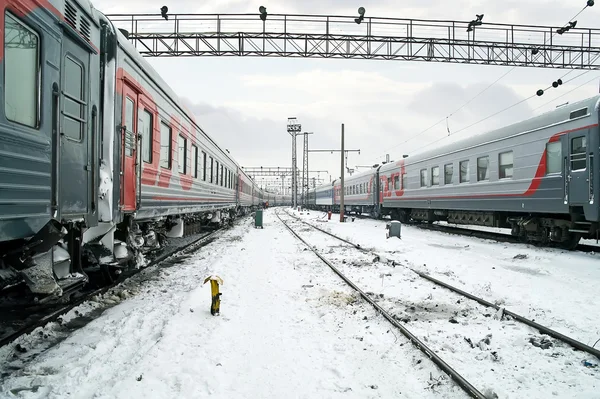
[
  {"x1": 302, "y1": 132, "x2": 313, "y2": 208},
  {"x1": 287, "y1": 117, "x2": 302, "y2": 208},
  {"x1": 340, "y1": 123, "x2": 345, "y2": 222}
]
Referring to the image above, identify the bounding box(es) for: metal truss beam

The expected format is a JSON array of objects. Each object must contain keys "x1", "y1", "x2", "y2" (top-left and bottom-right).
[{"x1": 108, "y1": 13, "x2": 600, "y2": 69}]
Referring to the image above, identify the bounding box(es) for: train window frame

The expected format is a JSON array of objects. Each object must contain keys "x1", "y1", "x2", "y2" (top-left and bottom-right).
[
  {"x1": 570, "y1": 136, "x2": 587, "y2": 171},
  {"x1": 431, "y1": 166, "x2": 440, "y2": 186},
  {"x1": 192, "y1": 145, "x2": 198, "y2": 178},
  {"x1": 220, "y1": 165, "x2": 224, "y2": 186},
  {"x1": 498, "y1": 151, "x2": 514, "y2": 179},
  {"x1": 546, "y1": 142, "x2": 561, "y2": 175},
  {"x1": 402, "y1": 173, "x2": 407, "y2": 190},
  {"x1": 444, "y1": 163, "x2": 453, "y2": 185},
  {"x1": 63, "y1": 55, "x2": 86, "y2": 142},
  {"x1": 159, "y1": 122, "x2": 172, "y2": 169},
  {"x1": 141, "y1": 109, "x2": 153, "y2": 164},
  {"x1": 209, "y1": 157, "x2": 213, "y2": 183},
  {"x1": 459, "y1": 160, "x2": 470, "y2": 183},
  {"x1": 215, "y1": 161, "x2": 219, "y2": 185},
  {"x1": 4, "y1": 12, "x2": 41, "y2": 129},
  {"x1": 394, "y1": 176, "x2": 400, "y2": 190},
  {"x1": 178, "y1": 135, "x2": 187, "y2": 174},
  {"x1": 420, "y1": 169, "x2": 427, "y2": 187},
  {"x1": 477, "y1": 156, "x2": 489, "y2": 182}
]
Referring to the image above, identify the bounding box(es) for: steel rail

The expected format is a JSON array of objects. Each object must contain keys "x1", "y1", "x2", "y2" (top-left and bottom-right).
[
  {"x1": 286, "y1": 210, "x2": 600, "y2": 360},
  {"x1": 0, "y1": 228, "x2": 222, "y2": 348},
  {"x1": 275, "y1": 210, "x2": 487, "y2": 399}
]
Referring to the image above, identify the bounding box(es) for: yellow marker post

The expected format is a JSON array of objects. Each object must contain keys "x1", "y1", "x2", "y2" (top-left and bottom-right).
[{"x1": 203, "y1": 275, "x2": 224, "y2": 315}]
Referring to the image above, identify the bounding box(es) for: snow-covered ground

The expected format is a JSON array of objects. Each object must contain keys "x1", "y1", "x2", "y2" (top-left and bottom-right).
[
  {"x1": 292, "y1": 210, "x2": 600, "y2": 348},
  {"x1": 281, "y1": 211, "x2": 600, "y2": 398},
  {"x1": 0, "y1": 210, "x2": 467, "y2": 399}
]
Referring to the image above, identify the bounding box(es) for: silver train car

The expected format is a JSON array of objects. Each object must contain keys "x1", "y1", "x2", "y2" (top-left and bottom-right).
[
  {"x1": 308, "y1": 95, "x2": 600, "y2": 249},
  {"x1": 0, "y1": 0, "x2": 270, "y2": 300}
]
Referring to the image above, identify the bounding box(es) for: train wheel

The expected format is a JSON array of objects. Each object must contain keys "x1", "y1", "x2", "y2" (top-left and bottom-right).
[{"x1": 556, "y1": 233, "x2": 581, "y2": 250}]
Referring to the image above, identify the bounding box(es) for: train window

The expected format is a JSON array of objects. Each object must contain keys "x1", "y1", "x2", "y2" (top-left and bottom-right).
[
  {"x1": 178, "y1": 135, "x2": 187, "y2": 174},
  {"x1": 200, "y1": 151, "x2": 206, "y2": 180},
  {"x1": 160, "y1": 122, "x2": 172, "y2": 169},
  {"x1": 420, "y1": 169, "x2": 427, "y2": 187},
  {"x1": 444, "y1": 164, "x2": 453, "y2": 184},
  {"x1": 477, "y1": 156, "x2": 489, "y2": 181},
  {"x1": 215, "y1": 161, "x2": 219, "y2": 184},
  {"x1": 394, "y1": 176, "x2": 400, "y2": 190},
  {"x1": 4, "y1": 12, "x2": 40, "y2": 128},
  {"x1": 64, "y1": 57, "x2": 85, "y2": 140},
  {"x1": 431, "y1": 166, "x2": 439, "y2": 186},
  {"x1": 402, "y1": 173, "x2": 407, "y2": 190},
  {"x1": 498, "y1": 151, "x2": 513, "y2": 179},
  {"x1": 141, "y1": 110, "x2": 153, "y2": 163},
  {"x1": 460, "y1": 160, "x2": 469, "y2": 183},
  {"x1": 209, "y1": 157, "x2": 213, "y2": 183},
  {"x1": 571, "y1": 136, "x2": 587, "y2": 171},
  {"x1": 546, "y1": 142, "x2": 561, "y2": 174},
  {"x1": 192, "y1": 145, "x2": 198, "y2": 178},
  {"x1": 220, "y1": 165, "x2": 224, "y2": 186}
]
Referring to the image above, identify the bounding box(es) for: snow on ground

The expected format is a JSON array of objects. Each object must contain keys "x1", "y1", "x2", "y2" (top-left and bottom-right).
[
  {"x1": 292, "y1": 209, "x2": 600, "y2": 349},
  {"x1": 0, "y1": 210, "x2": 465, "y2": 399},
  {"x1": 280, "y1": 212, "x2": 600, "y2": 398}
]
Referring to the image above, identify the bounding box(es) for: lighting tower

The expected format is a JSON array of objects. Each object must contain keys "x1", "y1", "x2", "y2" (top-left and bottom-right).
[{"x1": 287, "y1": 117, "x2": 302, "y2": 208}]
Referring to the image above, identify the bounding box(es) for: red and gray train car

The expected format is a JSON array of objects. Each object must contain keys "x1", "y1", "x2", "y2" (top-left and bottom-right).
[
  {"x1": 307, "y1": 95, "x2": 600, "y2": 249},
  {"x1": 0, "y1": 0, "x2": 282, "y2": 300}
]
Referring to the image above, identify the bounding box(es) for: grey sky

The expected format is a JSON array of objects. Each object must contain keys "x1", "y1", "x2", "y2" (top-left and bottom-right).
[{"x1": 94, "y1": 0, "x2": 600, "y2": 190}]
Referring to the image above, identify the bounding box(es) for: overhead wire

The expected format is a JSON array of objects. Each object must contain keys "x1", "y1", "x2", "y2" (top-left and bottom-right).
[{"x1": 366, "y1": 1, "x2": 596, "y2": 164}]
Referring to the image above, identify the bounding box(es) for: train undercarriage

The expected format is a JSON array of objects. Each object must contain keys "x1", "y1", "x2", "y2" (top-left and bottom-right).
[
  {"x1": 0, "y1": 206, "x2": 244, "y2": 305},
  {"x1": 389, "y1": 207, "x2": 596, "y2": 250}
]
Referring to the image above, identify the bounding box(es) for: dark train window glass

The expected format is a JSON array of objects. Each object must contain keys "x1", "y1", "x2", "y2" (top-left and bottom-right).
[
  {"x1": 477, "y1": 156, "x2": 489, "y2": 181},
  {"x1": 571, "y1": 136, "x2": 587, "y2": 171},
  {"x1": 141, "y1": 110, "x2": 153, "y2": 163},
  {"x1": 124, "y1": 98, "x2": 134, "y2": 156},
  {"x1": 220, "y1": 165, "x2": 224, "y2": 186},
  {"x1": 4, "y1": 13, "x2": 39, "y2": 127},
  {"x1": 498, "y1": 151, "x2": 513, "y2": 179},
  {"x1": 201, "y1": 151, "x2": 207, "y2": 180},
  {"x1": 192, "y1": 145, "x2": 198, "y2": 178},
  {"x1": 570, "y1": 108, "x2": 587, "y2": 119},
  {"x1": 402, "y1": 173, "x2": 407, "y2": 190},
  {"x1": 178, "y1": 135, "x2": 187, "y2": 174},
  {"x1": 393, "y1": 176, "x2": 399, "y2": 190},
  {"x1": 420, "y1": 169, "x2": 427, "y2": 187},
  {"x1": 209, "y1": 157, "x2": 213, "y2": 183},
  {"x1": 546, "y1": 142, "x2": 562, "y2": 174},
  {"x1": 460, "y1": 160, "x2": 469, "y2": 183},
  {"x1": 160, "y1": 122, "x2": 171, "y2": 169},
  {"x1": 215, "y1": 161, "x2": 219, "y2": 184},
  {"x1": 63, "y1": 57, "x2": 85, "y2": 140},
  {"x1": 444, "y1": 164, "x2": 453, "y2": 184},
  {"x1": 431, "y1": 166, "x2": 439, "y2": 186}
]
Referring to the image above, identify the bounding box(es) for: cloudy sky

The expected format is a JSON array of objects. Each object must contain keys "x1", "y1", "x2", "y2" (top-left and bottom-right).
[{"x1": 94, "y1": 0, "x2": 600, "y2": 192}]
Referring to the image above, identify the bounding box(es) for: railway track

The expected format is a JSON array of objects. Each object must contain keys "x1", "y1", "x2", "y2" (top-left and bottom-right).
[
  {"x1": 0, "y1": 226, "x2": 225, "y2": 349},
  {"x1": 278, "y1": 210, "x2": 600, "y2": 398}
]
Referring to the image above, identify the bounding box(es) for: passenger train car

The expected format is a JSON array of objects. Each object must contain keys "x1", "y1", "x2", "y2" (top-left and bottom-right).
[
  {"x1": 0, "y1": 0, "x2": 273, "y2": 300},
  {"x1": 307, "y1": 95, "x2": 600, "y2": 250}
]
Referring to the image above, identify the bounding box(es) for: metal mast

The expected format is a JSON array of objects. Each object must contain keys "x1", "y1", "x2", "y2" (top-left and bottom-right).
[
  {"x1": 302, "y1": 132, "x2": 313, "y2": 208},
  {"x1": 287, "y1": 117, "x2": 301, "y2": 208}
]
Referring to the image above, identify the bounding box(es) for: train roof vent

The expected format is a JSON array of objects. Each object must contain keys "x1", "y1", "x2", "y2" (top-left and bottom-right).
[
  {"x1": 570, "y1": 107, "x2": 588, "y2": 119},
  {"x1": 79, "y1": 17, "x2": 91, "y2": 40},
  {"x1": 64, "y1": 1, "x2": 77, "y2": 30}
]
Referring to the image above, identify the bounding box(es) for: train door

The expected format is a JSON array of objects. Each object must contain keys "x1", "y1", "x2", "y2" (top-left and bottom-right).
[
  {"x1": 59, "y1": 35, "x2": 91, "y2": 218},
  {"x1": 120, "y1": 83, "x2": 140, "y2": 212},
  {"x1": 567, "y1": 131, "x2": 589, "y2": 205}
]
